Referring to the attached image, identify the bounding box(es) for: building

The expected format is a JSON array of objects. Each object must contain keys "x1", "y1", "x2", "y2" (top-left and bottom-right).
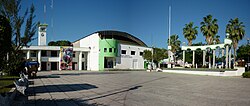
[{"x1": 22, "y1": 24, "x2": 151, "y2": 71}]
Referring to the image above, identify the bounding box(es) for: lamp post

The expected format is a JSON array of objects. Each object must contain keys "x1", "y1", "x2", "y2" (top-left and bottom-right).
[{"x1": 247, "y1": 38, "x2": 250, "y2": 45}]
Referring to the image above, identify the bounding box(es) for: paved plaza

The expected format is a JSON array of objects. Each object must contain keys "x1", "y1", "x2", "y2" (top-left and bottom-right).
[{"x1": 22, "y1": 71, "x2": 250, "y2": 106}]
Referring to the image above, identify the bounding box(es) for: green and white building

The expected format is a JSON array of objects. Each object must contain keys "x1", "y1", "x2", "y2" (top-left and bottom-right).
[{"x1": 22, "y1": 24, "x2": 151, "y2": 71}]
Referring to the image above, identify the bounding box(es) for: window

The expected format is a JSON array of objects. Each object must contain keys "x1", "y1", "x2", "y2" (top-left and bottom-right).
[
  {"x1": 140, "y1": 52, "x2": 143, "y2": 56},
  {"x1": 109, "y1": 48, "x2": 112, "y2": 52},
  {"x1": 104, "y1": 48, "x2": 107, "y2": 52},
  {"x1": 82, "y1": 54, "x2": 84, "y2": 58},
  {"x1": 51, "y1": 51, "x2": 58, "y2": 57},
  {"x1": 114, "y1": 48, "x2": 116, "y2": 53},
  {"x1": 73, "y1": 52, "x2": 76, "y2": 57},
  {"x1": 31, "y1": 52, "x2": 36, "y2": 57},
  {"x1": 131, "y1": 51, "x2": 135, "y2": 55},
  {"x1": 121, "y1": 50, "x2": 126, "y2": 54},
  {"x1": 41, "y1": 50, "x2": 47, "y2": 56}
]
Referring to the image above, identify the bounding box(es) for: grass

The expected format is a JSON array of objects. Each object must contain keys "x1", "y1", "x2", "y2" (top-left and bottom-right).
[
  {"x1": 0, "y1": 75, "x2": 19, "y2": 94},
  {"x1": 162, "y1": 68, "x2": 237, "y2": 72}
]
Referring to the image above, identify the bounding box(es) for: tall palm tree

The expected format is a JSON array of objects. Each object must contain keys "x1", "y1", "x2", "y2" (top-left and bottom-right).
[
  {"x1": 226, "y1": 18, "x2": 245, "y2": 66},
  {"x1": 200, "y1": 14, "x2": 219, "y2": 68},
  {"x1": 183, "y1": 22, "x2": 198, "y2": 46},
  {"x1": 167, "y1": 34, "x2": 181, "y2": 62},
  {"x1": 214, "y1": 35, "x2": 220, "y2": 44}
]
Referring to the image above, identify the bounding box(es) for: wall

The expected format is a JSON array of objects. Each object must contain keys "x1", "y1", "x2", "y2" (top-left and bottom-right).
[
  {"x1": 115, "y1": 44, "x2": 151, "y2": 69},
  {"x1": 99, "y1": 39, "x2": 118, "y2": 70},
  {"x1": 80, "y1": 33, "x2": 99, "y2": 71}
]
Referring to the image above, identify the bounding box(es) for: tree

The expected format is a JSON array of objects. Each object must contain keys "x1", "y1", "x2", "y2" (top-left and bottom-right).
[
  {"x1": 48, "y1": 40, "x2": 72, "y2": 46},
  {"x1": 142, "y1": 50, "x2": 152, "y2": 61},
  {"x1": 0, "y1": 15, "x2": 12, "y2": 71},
  {"x1": 142, "y1": 48, "x2": 168, "y2": 68},
  {"x1": 237, "y1": 44, "x2": 250, "y2": 62},
  {"x1": 183, "y1": 22, "x2": 198, "y2": 46},
  {"x1": 153, "y1": 48, "x2": 168, "y2": 67},
  {"x1": 200, "y1": 14, "x2": 219, "y2": 68},
  {"x1": 200, "y1": 14, "x2": 219, "y2": 45},
  {"x1": 214, "y1": 35, "x2": 220, "y2": 44},
  {"x1": 0, "y1": 0, "x2": 38, "y2": 75},
  {"x1": 226, "y1": 18, "x2": 245, "y2": 66},
  {"x1": 167, "y1": 34, "x2": 181, "y2": 63}
]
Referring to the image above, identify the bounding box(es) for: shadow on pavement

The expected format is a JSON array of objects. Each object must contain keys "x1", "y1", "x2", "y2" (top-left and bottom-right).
[
  {"x1": 27, "y1": 83, "x2": 98, "y2": 95},
  {"x1": 51, "y1": 72, "x2": 129, "y2": 76},
  {"x1": 30, "y1": 98, "x2": 107, "y2": 106},
  {"x1": 36, "y1": 75, "x2": 60, "y2": 79}
]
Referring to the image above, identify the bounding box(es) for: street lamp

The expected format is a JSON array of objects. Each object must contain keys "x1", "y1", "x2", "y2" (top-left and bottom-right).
[
  {"x1": 247, "y1": 38, "x2": 250, "y2": 45},
  {"x1": 226, "y1": 33, "x2": 230, "y2": 38}
]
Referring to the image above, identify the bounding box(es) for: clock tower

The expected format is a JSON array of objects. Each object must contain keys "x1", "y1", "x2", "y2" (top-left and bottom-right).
[{"x1": 38, "y1": 24, "x2": 48, "y2": 45}]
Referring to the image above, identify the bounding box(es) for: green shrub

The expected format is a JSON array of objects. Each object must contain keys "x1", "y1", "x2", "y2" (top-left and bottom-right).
[{"x1": 242, "y1": 72, "x2": 250, "y2": 78}]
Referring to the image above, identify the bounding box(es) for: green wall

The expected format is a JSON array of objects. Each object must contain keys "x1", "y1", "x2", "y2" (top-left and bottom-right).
[{"x1": 99, "y1": 39, "x2": 118, "y2": 70}]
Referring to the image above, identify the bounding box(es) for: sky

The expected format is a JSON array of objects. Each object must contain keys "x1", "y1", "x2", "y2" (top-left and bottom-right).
[{"x1": 22, "y1": 0, "x2": 250, "y2": 48}]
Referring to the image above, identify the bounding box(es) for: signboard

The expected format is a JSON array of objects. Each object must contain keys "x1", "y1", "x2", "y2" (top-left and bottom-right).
[{"x1": 60, "y1": 47, "x2": 73, "y2": 70}]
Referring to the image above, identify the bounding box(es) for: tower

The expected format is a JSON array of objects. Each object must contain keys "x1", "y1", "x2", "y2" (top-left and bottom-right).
[{"x1": 38, "y1": 24, "x2": 48, "y2": 45}]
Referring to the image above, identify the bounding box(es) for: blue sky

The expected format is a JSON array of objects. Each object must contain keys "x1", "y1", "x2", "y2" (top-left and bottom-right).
[{"x1": 23, "y1": 0, "x2": 250, "y2": 48}]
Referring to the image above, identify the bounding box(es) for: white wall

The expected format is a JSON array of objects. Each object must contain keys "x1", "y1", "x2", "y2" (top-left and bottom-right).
[
  {"x1": 115, "y1": 44, "x2": 151, "y2": 69},
  {"x1": 80, "y1": 33, "x2": 99, "y2": 71}
]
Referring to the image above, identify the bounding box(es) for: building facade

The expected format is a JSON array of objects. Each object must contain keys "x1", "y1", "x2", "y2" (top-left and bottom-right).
[{"x1": 22, "y1": 25, "x2": 151, "y2": 71}]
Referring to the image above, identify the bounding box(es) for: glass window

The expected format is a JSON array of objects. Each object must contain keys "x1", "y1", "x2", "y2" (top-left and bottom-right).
[
  {"x1": 31, "y1": 52, "x2": 36, "y2": 57},
  {"x1": 51, "y1": 51, "x2": 58, "y2": 57},
  {"x1": 41, "y1": 50, "x2": 47, "y2": 56},
  {"x1": 82, "y1": 53, "x2": 84, "y2": 58},
  {"x1": 121, "y1": 50, "x2": 126, "y2": 54},
  {"x1": 109, "y1": 48, "x2": 112, "y2": 52},
  {"x1": 114, "y1": 48, "x2": 116, "y2": 53},
  {"x1": 131, "y1": 51, "x2": 135, "y2": 55},
  {"x1": 104, "y1": 48, "x2": 107, "y2": 52},
  {"x1": 73, "y1": 52, "x2": 75, "y2": 57},
  {"x1": 140, "y1": 52, "x2": 143, "y2": 56}
]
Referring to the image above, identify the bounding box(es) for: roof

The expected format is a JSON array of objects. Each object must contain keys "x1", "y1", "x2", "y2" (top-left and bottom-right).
[{"x1": 73, "y1": 30, "x2": 147, "y2": 47}]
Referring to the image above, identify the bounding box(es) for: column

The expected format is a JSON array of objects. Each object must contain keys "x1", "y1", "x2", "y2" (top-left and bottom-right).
[
  {"x1": 192, "y1": 51, "x2": 195, "y2": 67},
  {"x1": 229, "y1": 47, "x2": 232, "y2": 69},
  {"x1": 38, "y1": 50, "x2": 41, "y2": 71},
  {"x1": 222, "y1": 48, "x2": 224, "y2": 68},
  {"x1": 183, "y1": 50, "x2": 185, "y2": 68},
  {"x1": 213, "y1": 49, "x2": 216, "y2": 68},
  {"x1": 203, "y1": 50, "x2": 206, "y2": 66},
  {"x1": 59, "y1": 50, "x2": 62, "y2": 71},
  {"x1": 225, "y1": 45, "x2": 229, "y2": 68},
  {"x1": 27, "y1": 50, "x2": 30, "y2": 59},
  {"x1": 78, "y1": 51, "x2": 82, "y2": 70}
]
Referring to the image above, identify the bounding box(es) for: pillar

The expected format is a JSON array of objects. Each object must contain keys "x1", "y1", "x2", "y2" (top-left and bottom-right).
[
  {"x1": 59, "y1": 50, "x2": 62, "y2": 71},
  {"x1": 183, "y1": 50, "x2": 185, "y2": 68},
  {"x1": 192, "y1": 51, "x2": 195, "y2": 67},
  {"x1": 27, "y1": 50, "x2": 30, "y2": 59},
  {"x1": 213, "y1": 49, "x2": 216, "y2": 68},
  {"x1": 226, "y1": 45, "x2": 229, "y2": 68},
  {"x1": 222, "y1": 48, "x2": 224, "y2": 68},
  {"x1": 79, "y1": 51, "x2": 82, "y2": 70},
  {"x1": 203, "y1": 50, "x2": 206, "y2": 66},
  {"x1": 38, "y1": 50, "x2": 41, "y2": 71},
  {"x1": 229, "y1": 47, "x2": 232, "y2": 69}
]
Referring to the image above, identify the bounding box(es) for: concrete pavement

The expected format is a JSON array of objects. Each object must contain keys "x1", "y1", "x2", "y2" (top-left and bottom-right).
[{"x1": 21, "y1": 71, "x2": 250, "y2": 106}]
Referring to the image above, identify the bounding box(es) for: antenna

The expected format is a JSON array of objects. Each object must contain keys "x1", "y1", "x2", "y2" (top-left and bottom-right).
[
  {"x1": 44, "y1": 0, "x2": 46, "y2": 23},
  {"x1": 51, "y1": 0, "x2": 54, "y2": 41},
  {"x1": 168, "y1": 6, "x2": 171, "y2": 46}
]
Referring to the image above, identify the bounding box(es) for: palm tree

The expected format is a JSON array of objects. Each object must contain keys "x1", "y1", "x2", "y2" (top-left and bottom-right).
[
  {"x1": 183, "y1": 22, "x2": 198, "y2": 46},
  {"x1": 167, "y1": 34, "x2": 181, "y2": 63},
  {"x1": 226, "y1": 18, "x2": 245, "y2": 66},
  {"x1": 200, "y1": 14, "x2": 219, "y2": 68},
  {"x1": 214, "y1": 35, "x2": 220, "y2": 44}
]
